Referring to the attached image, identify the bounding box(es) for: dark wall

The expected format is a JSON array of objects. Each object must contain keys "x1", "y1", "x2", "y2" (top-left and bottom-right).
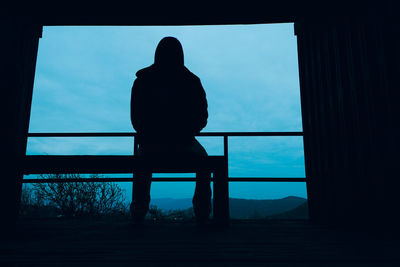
[
  {"x1": 0, "y1": 17, "x2": 41, "y2": 230},
  {"x1": 296, "y1": 14, "x2": 400, "y2": 226}
]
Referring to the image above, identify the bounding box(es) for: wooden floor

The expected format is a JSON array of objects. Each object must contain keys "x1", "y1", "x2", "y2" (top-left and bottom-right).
[{"x1": 1, "y1": 218, "x2": 400, "y2": 266}]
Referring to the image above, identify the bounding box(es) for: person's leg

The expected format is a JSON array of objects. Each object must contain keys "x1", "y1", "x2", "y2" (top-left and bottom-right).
[
  {"x1": 193, "y1": 170, "x2": 211, "y2": 222},
  {"x1": 189, "y1": 140, "x2": 212, "y2": 222},
  {"x1": 131, "y1": 152, "x2": 152, "y2": 222}
]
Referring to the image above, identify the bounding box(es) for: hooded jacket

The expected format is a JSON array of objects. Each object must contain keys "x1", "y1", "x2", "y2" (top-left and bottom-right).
[{"x1": 130, "y1": 37, "x2": 208, "y2": 144}]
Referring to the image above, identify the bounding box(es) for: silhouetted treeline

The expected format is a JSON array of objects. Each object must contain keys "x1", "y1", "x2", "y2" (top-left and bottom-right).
[{"x1": 20, "y1": 174, "x2": 127, "y2": 218}]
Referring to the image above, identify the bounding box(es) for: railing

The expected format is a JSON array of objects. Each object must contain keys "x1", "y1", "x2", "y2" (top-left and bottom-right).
[{"x1": 23, "y1": 132, "x2": 306, "y2": 183}]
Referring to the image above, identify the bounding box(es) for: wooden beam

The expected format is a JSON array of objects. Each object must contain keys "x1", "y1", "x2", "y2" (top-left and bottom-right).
[
  {"x1": 3, "y1": 0, "x2": 391, "y2": 26},
  {"x1": 23, "y1": 155, "x2": 226, "y2": 174}
]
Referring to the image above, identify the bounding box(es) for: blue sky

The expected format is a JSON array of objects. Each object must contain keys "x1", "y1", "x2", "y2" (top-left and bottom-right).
[{"x1": 26, "y1": 24, "x2": 306, "y2": 200}]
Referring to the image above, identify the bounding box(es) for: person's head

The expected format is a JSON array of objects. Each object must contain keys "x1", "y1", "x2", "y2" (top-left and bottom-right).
[{"x1": 154, "y1": 37, "x2": 184, "y2": 68}]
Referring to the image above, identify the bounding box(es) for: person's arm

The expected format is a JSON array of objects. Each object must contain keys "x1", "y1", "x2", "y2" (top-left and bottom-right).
[
  {"x1": 194, "y1": 78, "x2": 208, "y2": 133},
  {"x1": 130, "y1": 78, "x2": 143, "y2": 132}
]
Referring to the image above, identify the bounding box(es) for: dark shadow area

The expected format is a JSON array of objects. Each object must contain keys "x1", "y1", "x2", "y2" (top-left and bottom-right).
[{"x1": 3, "y1": 218, "x2": 400, "y2": 266}]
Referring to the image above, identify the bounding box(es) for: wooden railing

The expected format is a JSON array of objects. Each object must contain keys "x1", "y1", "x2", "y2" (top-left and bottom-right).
[{"x1": 23, "y1": 131, "x2": 306, "y2": 183}]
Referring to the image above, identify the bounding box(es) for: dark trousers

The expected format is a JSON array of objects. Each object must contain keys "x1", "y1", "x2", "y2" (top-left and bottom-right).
[{"x1": 131, "y1": 139, "x2": 211, "y2": 220}]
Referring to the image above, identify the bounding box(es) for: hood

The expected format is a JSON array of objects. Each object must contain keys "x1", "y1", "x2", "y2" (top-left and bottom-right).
[{"x1": 154, "y1": 37, "x2": 184, "y2": 68}]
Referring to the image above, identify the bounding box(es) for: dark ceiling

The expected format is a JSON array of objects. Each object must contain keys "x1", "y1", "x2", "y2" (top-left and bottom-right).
[{"x1": 3, "y1": 0, "x2": 391, "y2": 25}]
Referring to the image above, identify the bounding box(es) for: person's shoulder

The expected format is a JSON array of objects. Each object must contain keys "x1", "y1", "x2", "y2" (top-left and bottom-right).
[
  {"x1": 135, "y1": 65, "x2": 156, "y2": 79},
  {"x1": 183, "y1": 67, "x2": 201, "y2": 82}
]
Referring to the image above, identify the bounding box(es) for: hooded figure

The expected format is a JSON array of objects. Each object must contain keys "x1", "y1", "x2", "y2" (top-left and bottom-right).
[
  {"x1": 131, "y1": 37, "x2": 208, "y2": 145},
  {"x1": 130, "y1": 37, "x2": 211, "y2": 224}
]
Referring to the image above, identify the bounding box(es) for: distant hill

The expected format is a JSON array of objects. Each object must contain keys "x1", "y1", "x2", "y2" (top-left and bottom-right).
[
  {"x1": 150, "y1": 196, "x2": 308, "y2": 219},
  {"x1": 267, "y1": 202, "x2": 309, "y2": 220},
  {"x1": 150, "y1": 198, "x2": 193, "y2": 211},
  {"x1": 229, "y1": 196, "x2": 307, "y2": 219}
]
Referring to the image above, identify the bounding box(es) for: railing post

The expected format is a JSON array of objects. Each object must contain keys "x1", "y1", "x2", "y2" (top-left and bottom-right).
[
  {"x1": 213, "y1": 136, "x2": 230, "y2": 227},
  {"x1": 223, "y1": 135, "x2": 229, "y2": 179},
  {"x1": 213, "y1": 157, "x2": 230, "y2": 227},
  {"x1": 133, "y1": 135, "x2": 138, "y2": 155}
]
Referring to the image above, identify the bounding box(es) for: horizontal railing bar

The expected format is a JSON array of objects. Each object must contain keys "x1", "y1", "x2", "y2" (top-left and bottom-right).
[
  {"x1": 22, "y1": 177, "x2": 306, "y2": 183},
  {"x1": 28, "y1": 132, "x2": 136, "y2": 137},
  {"x1": 27, "y1": 131, "x2": 303, "y2": 137},
  {"x1": 229, "y1": 177, "x2": 306, "y2": 182}
]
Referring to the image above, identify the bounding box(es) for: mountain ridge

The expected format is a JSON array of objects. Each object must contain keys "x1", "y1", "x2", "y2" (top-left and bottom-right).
[{"x1": 150, "y1": 196, "x2": 308, "y2": 219}]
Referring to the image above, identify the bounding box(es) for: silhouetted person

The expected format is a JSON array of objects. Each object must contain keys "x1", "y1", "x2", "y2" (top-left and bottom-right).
[{"x1": 130, "y1": 37, "x2": 211, "y2": 224}]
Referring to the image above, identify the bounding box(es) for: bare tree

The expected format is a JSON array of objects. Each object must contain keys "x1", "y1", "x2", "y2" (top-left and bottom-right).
[
  {"x1": 30, "y1": 174, "x2": 127, "y2": 217},
  {"x1": 148, "y1": 205, "x2": 166, "y2": 221},
  {"x1": 20, "y1": 184, "x2": 57, "y2": 217}
]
